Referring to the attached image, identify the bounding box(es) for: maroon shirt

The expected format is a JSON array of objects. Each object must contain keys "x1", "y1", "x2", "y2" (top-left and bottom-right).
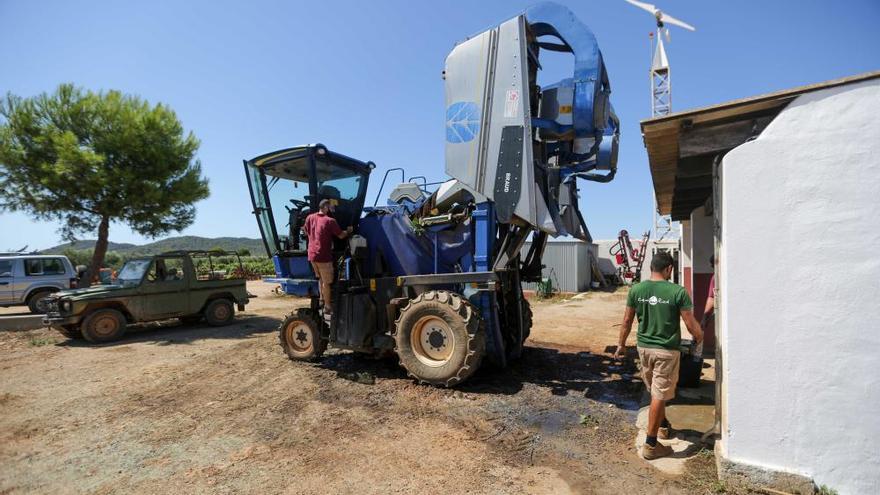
[{"x1": 304, "y1": 212, "x2": 342, "y2": 262}]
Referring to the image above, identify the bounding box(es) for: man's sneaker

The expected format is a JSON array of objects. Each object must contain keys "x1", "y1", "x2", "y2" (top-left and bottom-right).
[
  {"x1": 658, "y1": 425, "x2": 675, "y2": 440},
  {"x1": 641, "y1": 441, "x2": 674, "y2": 460}
]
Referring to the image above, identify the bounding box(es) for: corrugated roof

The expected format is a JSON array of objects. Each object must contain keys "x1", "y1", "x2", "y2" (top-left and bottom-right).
[{"x1": 640, "y1": 70, "x2": 880, "y2": 219}]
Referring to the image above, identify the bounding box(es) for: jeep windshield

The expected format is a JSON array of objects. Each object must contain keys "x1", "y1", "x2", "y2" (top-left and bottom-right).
[{"x1": 116, "y1": 259, "x2": 151, "y2": 287}]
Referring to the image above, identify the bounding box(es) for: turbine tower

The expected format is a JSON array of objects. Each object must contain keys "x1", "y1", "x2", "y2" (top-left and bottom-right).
[
  {"x1": 651, "y1": 32, "x2": 671, "y2": 116},
  {"x1": 624, "y1": 0, "x2": 696, "y2": 117},
  {"x1": 625, "y1": 0, "x2": 696, "y2": 239}
]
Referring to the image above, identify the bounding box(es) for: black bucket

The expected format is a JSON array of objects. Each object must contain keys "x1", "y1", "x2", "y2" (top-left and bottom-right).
[{"x1": 678, "y1": 341, "x2": 703, "y2": 388}]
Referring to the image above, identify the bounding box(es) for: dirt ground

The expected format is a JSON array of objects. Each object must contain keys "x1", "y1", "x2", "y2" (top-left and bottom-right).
[{"x1": 0, "y1": 282, "x2": 725, "y2": 494}]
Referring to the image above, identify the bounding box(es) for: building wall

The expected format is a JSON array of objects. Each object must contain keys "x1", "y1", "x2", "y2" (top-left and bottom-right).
[
  {"x1": 594, "y1": 239, "x2": 622, "y2": 276},
  {"x1": 718, "y1": 79, "x2": 880, "y2": 494},
  {"x1": 520, "y1": 240, "x2": 592, "y2": 293}
]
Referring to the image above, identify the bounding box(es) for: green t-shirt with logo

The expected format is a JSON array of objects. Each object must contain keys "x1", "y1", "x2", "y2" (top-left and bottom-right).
[{"x1": 626, "y1": 280, "x2": 693, "y2": 350}]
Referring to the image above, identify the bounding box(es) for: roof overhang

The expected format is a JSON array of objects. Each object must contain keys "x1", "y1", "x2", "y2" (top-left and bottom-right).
[{"x1": 641, "y1": 71, "x2": 880, "y2": 220}]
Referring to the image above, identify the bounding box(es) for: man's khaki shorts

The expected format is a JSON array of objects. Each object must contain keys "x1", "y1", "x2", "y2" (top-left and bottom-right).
[{"x1": 637, "y1": 347, "x2": 681, "y2": 401}]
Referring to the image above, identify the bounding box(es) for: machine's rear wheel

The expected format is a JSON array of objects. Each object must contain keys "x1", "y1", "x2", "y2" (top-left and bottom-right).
[
  {"x1": 520, "y1": 298, "x2": 533, "y2": 343},
  {"x1": 278, "y1": 308, "x2": 327, "y2": 361},
  {"x1": 500, "y1": 291, "x2": 532, "y2": 349},
  {"x1": 394, "y1": 290, "x2": 485, "y2": 387}
]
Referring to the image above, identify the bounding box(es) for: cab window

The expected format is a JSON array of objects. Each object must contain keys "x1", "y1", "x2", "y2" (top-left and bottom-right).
[
  {"x1": 318, "y1": 175, "x2": 362, "y2": 202},
  {"x1": 24, "y1": 258, "x2": 66, "y2": 276},
  {"x1": 0, "y1": 260, "x2": 12, "y2": 278},
  {"x1": 146, "y1": 257, "x2": 186, "y2": 283}
]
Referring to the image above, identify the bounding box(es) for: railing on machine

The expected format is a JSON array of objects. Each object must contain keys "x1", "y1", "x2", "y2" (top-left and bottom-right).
[
  {"x1": 372, "y1": 167, "x2": 405, "y2": 207},
  {"x1": 372, "y1": 169, "x2": 446, "y2": 206}
]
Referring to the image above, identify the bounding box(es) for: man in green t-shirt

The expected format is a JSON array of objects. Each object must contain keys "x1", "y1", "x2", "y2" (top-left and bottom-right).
[{"x1": 613, "y1": 251, "x2": 703, "y2": 460}]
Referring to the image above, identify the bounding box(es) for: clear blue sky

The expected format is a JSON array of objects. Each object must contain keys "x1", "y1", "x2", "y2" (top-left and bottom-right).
[{"x1": 1, "y1": 0, "x2": 878, "y2": 250}]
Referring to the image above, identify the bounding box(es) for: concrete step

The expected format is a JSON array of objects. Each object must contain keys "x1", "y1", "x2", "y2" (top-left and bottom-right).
[{"x1": 0, "y1": 315, "x2": 46, "y2": 331}]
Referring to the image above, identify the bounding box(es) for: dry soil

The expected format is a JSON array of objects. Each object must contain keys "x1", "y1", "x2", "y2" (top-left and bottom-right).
[{"x1": 0, "y1": 282, "x2": 723, "y2": 494}]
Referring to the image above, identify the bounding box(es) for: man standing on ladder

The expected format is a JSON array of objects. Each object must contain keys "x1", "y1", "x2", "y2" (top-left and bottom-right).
[
  {"x1": 304, "y1": 199, "x2": 352, "y2": 319},
  {"x1": 613, "y1": 252, "x2": 703, "y2": 459}
]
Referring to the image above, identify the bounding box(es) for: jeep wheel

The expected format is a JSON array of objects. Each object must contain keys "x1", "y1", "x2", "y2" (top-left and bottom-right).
[
  {"x1": 204, "y1": 299, "x2": 234, "y2": 326},
  {"x1": 81, "y1": 309, "x2": 126, "y2": 343},
  {"x1": 394, "y1": 290, "x2": 485, "y2": 387},
  {"x1": 278, "y1": 309, "x2": 327, "y2": 361},
  {"x1": 27, "y1": 290, "x2": 54, "y2": 314}
]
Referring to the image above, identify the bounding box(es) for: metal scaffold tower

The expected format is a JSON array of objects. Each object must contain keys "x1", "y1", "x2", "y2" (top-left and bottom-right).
[{"x1": 651, "y1": 33, "x2": 671, "y2": 117}]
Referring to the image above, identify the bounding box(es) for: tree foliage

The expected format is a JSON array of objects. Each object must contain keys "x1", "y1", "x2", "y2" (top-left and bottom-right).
[{"x1": 0, "y1": 84, "x2": 209, "y2": 284}]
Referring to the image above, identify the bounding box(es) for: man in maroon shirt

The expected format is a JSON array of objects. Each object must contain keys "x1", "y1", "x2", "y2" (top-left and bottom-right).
[
  {"x1": 701, "y1": 255, "x2": 718, "y2": 331},
  {"x1": 303, "y1": 199, "x2": 352, "y2": 315}
]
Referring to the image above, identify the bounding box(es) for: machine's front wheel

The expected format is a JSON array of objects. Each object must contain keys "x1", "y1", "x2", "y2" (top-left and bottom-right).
[
  {"x1": 394, "y1": 290, "x2": 485, "y2": 387},
  {"x1": 279, "y1": 309, "x2": 327, "y2": 361}
]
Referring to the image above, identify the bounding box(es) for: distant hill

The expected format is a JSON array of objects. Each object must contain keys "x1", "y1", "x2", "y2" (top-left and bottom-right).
[
  {"x1": 42, "y1": 240, "x2": 139, "y2": 252},
  {"x1": 43, "y1": 236, "x2": 266, "y2": 256}
]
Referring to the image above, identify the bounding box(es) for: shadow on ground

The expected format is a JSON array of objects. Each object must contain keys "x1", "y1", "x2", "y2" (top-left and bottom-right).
[
  {"x1": 55, "y1": 314, "x2": 283, "y2": 348},
  {"x1": 462, "y1": 344, "x2": 645, "y2": 409},
  {"x1": 314, "y1": 341, "x2": 647, "y2": 410}
]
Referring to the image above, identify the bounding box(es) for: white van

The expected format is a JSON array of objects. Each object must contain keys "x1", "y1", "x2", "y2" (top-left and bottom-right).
[{"x1": 0, "y1": 255, "x2": 77, "y2": 313}]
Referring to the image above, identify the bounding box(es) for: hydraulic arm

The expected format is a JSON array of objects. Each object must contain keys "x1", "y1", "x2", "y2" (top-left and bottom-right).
[{"x1": 443, "y1": 2, "x2": 619, "y2": 242}]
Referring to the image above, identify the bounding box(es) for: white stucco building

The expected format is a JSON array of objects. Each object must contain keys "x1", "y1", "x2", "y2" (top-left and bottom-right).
[{"x1": 641, "y1": 71, "x2": 880, "y2": 494}]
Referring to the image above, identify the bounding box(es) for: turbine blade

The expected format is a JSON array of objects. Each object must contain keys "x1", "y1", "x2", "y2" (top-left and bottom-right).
[
  {"x1": 661, "y1": 12, "x2": 696, "y2": 31},
  {"x1": 624, "y1": 0, "x2": 657, "y2": 15}
]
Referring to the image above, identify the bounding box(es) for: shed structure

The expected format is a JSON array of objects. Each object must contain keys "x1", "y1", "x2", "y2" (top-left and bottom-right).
[{"x1": 520, "y1": 239, "x2": 594, "y2": 293}]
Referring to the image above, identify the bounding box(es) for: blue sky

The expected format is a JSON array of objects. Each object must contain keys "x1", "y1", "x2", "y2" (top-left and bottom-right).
[{"x1": 1, "y1": 0, "x2": 878, "y2": 250}]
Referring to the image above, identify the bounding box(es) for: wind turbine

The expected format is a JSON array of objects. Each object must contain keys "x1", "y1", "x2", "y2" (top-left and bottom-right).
[
  {"x1": 624, "y1": 1, "x2": 696, "y2": 241},
  {"x1": 624, "y1": 0, "x2": 696, "y2": 117}
]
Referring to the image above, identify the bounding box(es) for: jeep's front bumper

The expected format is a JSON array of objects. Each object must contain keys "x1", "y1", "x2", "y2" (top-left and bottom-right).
[{"x1": 43, "y1": 314, "x2": 82, "y2": 328}]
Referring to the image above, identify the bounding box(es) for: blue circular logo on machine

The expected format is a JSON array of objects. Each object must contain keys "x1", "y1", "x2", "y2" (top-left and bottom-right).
[{"x1": 445, "y1": 101, "x2": 480, "y2": 143}]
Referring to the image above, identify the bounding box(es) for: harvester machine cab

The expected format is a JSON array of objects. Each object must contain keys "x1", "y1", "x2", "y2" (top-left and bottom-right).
[{"x1": 243, "y1": 144, "x2": 373, "y2": 295}]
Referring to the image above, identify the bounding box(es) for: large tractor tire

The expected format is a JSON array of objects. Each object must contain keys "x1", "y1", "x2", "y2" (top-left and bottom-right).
[
  {"x1": 394, "y1": 290, "x2": 485, "y2": 387},
  {"x1": 278, "y1": 308, "x2": 327, "y2": 361},
  {"x1": 500, "y1": 291, "x2": 532, "y2": 348},
  {"x1": 520, "y1": 298, "x2": 533, "y2": 343},
  {"x1": 81, "y1": 308, "x2": 127, "y2": 343}
]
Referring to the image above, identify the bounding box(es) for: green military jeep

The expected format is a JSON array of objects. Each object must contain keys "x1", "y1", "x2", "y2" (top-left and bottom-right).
[{"x1": 43, "y1": 251, "x2": 251, "y2": 343}]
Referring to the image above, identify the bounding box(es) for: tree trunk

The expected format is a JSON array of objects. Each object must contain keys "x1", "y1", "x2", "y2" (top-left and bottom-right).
[{"x1": 81, "y1": 216, "x2": 110, "y2": 288}]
